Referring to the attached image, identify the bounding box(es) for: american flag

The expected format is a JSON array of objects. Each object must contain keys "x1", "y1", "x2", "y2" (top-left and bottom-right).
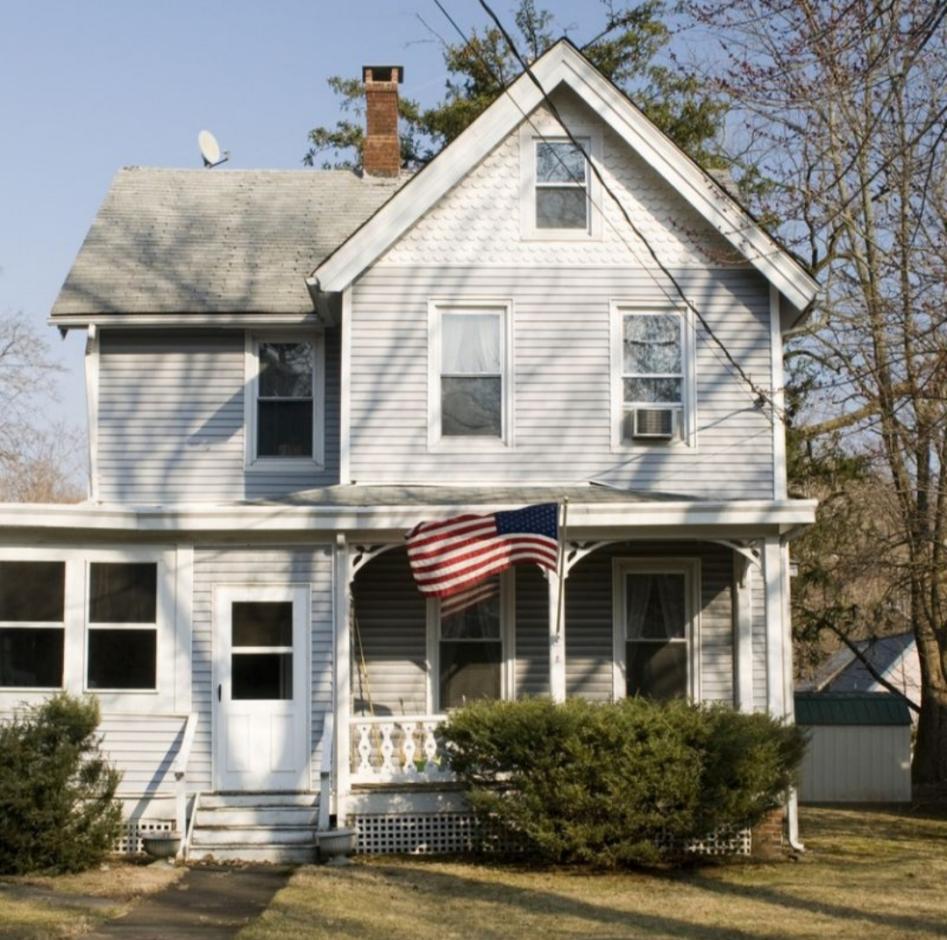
[{"x1": 406, "y1": 503, "x2": 560, "y2": 601}]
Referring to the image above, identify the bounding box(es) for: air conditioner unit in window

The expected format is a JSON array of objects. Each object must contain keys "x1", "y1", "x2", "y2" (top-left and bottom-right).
[{"x1": 632, "y1": 407, "x2": 677, "y2": 440}]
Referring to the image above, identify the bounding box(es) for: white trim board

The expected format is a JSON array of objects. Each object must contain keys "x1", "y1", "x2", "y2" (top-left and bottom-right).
[
  {"x1": 0, "y1": 498, "x2": 818, "y2": 535},
  {"x1": 311, "y1": 40, "x2": 818, "y2": 312}
]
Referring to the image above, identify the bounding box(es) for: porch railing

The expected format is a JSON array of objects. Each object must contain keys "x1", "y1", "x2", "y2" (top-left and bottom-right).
[{"x1": 350, "y1": 714, "x2": 454, "y2": 784}]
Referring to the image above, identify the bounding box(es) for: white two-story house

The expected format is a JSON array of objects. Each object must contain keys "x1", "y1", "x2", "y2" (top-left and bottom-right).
[{"x1": 0, "y1": 41, "x2": 817, "y2": 860}]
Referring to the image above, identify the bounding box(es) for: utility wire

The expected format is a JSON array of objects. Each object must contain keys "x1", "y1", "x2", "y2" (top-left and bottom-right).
[{"x1": 431, "y1": 0, "x2": 783, "y2": 421}]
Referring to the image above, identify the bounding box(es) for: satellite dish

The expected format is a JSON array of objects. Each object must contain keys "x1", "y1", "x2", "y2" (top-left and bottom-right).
[{"x1": 198, "y1": 129, "x2": 229, "y2": 168}]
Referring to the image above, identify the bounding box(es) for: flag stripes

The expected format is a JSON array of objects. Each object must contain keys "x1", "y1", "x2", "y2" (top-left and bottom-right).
[{"x1": 405, "y1": 503, "x2": 559, "y2": 601}]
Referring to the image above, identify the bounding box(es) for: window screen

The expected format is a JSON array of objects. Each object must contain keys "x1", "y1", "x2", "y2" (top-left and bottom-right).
[{"x1": 257, "y1": 342, "x2": 314, "y2": 457}]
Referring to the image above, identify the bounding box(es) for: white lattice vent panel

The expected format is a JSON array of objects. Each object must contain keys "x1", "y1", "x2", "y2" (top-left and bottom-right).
[
  {"x1": 655, "y1": 827, "x2": 752, "y2": 857},
  {"x1": 115, "y1": 819, "x2": 174, "y2": 855},
  {"x1": 354, "y1": 814, "x2": 482, "y2": 855},
  {"x1": 354, "y1": 814, "x2": 750, "y2": 858}
]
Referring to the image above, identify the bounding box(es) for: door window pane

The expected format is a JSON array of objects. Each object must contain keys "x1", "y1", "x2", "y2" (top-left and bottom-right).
[
  {"x1": 0, "y1": 561, "x2": 64, "y2": 622},
  {"x1": 441, "y1": 582, "x2": 501, "y2": 639},
  {"x1": 440, "y1": 643, "x2": 501, "y2": 709},
  {"x1": 232, "y1": 653, "x2": 293, "y2": 700},
  {"x1": 87, "y1": 629, "x2": 157, "y2": 689},
  {"x1": 626, "y1": 642, "x2": 687, "y2": 701},
  {"x1": 90, "y1": 563, "x2": 157, "y2": 623},
  {"x1": 626, "y1": 573, "x2": 686, "y2": 640},
  {"x1": 0, "y1": 628, "x2": 64, "y2": 688},
  {"x1": 232, "y1": 602, "x2": 293, "y2": 647}
]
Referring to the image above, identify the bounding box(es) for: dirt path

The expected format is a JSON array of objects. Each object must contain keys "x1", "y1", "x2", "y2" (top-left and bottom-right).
[{"x1": 88, "y1": 865, "x2": 293, "y2": 939}]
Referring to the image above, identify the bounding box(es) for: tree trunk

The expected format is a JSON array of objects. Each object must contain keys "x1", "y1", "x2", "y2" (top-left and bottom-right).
[{"x1": 912, "y1": 684, "x2": 947, "y2": 786}]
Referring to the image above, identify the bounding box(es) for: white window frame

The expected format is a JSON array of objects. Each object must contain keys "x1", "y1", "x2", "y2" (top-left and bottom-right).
[
  {"x1": 0, "y1": 546, "x2": 178, "y2": 714},
  {"x1": 610, "y1": 303, "x2": 698, "y2": 450},
  {"x1": 426, "y1": 569, "x2": 515, "y2": 713},
  {"x1": 611, "y1": 557, "x2": 701, "y2": 702},
  {"x1": 427, "y1": 299, "x2": 514, "y2": 453},
  {"x1": 244, "y1": 332, "x2": 326, "y2": 472},
  {"x1": 519, "y1": 122, "x2": 602, "y2": 240}
]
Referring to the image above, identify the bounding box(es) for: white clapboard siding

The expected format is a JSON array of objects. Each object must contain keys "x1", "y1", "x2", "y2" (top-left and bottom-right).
[
  {"x1": 349, "y1": 266, "x2": 774, "y2": 496},
  {"x1": 191, "y1": 545, "x2": 334, "y2": 791},
  {"x1": 515, "y1": 565, "x2": 550, "y2": 698},
  {"x1": 96, "y1": 330, "x2": 340, "y2": 504},
  {"x1": 799, "y1": 725, "x2": 912, "y2": 803},
  {"x1": 96, "y1": 714, "x2": 188, "y2": 796},
  {"x1": 352, "y1": 548, "x2": 429, "y2": 715}
]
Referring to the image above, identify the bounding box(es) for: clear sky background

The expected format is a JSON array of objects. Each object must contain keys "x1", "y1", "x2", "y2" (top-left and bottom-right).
[{"x1": 0, "y1": 0, "x2": 601, "y2": 437}]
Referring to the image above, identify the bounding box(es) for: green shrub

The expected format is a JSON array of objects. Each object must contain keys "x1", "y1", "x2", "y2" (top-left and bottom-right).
[
  {"x1": 442, "y1": 697, "x2": 806, "y2": 867},
  {"x1": 0, "y1": 693, "x2": 123, "y2": 874}
]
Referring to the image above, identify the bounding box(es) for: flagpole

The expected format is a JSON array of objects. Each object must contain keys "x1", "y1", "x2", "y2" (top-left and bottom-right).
[{"x1": 555, "y1": 497, "x2": 568, "y2": 637}]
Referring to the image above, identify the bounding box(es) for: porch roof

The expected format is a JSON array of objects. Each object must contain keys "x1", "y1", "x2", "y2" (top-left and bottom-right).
[
  {"x1": 245, "y1": 484, "x2": 694, "y2": 507},
  {"x1": 0, "y1": 486, "x2": 816, "y2": 537}
]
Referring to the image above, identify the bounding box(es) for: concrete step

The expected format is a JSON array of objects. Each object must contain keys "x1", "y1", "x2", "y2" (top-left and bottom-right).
[
  {"x1": 195, "y1": 806, "x2": 320, "y2": 827},
  {"x1": 189, "y1": 842, "x2": 317, "y2": 864},
  {"x1": 192, "y1": 825, "x2": 316, "y2": 847},
  {"x1": 199, "y1": 792, "x2": 317, "y2": 810}
]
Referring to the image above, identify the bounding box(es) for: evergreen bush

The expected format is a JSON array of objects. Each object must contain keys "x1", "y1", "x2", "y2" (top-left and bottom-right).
[
  {"x1": 442, "y1": 697, "x2": 806, "y2": 867},
  {"x1": 0, "y1": 693, "x2": 122, "y2": 874}
]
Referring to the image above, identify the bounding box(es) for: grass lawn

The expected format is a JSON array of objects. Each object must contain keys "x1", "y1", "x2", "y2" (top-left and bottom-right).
[
  {"x1": 239, "y1": 807, "x2": 947, "y2": 940},
  {"x1": 0, "y1": 860, "x2": 182, "y2": 939}
]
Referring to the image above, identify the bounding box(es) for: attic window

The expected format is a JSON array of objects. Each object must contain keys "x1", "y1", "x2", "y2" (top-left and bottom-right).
[
  {"x1": 535, "y1": 140, "x2": 589, "y2": 230},
  {"x1": 520, "y1": 125, "x2": 601, "y2": 240}
]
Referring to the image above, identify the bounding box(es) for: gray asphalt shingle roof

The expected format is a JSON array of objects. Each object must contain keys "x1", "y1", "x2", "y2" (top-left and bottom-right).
[
  {"x1": 50, "y1": 167, "x2": 403, "y2": 318},
  {"x1": 794, "y1": 692, "x2": 912, "y2": 726}
]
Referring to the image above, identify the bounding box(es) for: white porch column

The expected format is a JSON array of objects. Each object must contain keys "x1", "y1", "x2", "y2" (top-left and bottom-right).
[
  {"x1": 762, "y1": 536, "x2": 786, "y2": 718},
  {"x1": 732, "y1": 552, "x2": 754, "y2": 714},
  {"x1": 334, "y1": 535, "x2": 352, "y2": 820},
  {"x1": 548, "y1": 571, "x2": 566, "y2": 703}
]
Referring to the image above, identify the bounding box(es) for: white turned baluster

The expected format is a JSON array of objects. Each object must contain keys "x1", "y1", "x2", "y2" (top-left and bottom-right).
[
  {"x1": 379, "y1": 722, "x2": 395, "y2": 774},
  {"x1": 401, "y1": 722, "x2": 417, "y2": 775},
  {"x1": 422, "y1": 721, "x2": 439, "y2": 773},
  {"x1": 356, "y1": 723, "x2": 373, "y2": 775}
]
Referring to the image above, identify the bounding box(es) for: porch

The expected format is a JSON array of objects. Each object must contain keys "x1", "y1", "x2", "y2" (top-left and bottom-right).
[{"x1": 337, "y1": 534, "x2": 789, "y2": 796}]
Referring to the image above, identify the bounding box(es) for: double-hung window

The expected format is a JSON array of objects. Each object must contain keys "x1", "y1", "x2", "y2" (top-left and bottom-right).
[
  {"x1": 247, "y1": 336, "x2": 324, "y2": 467},
  {"x1": 437, "y1": 575, "x2": 504, "y2": 709},
  {"x1": 0, "y1": 561, "x2": 65, "y2": 689},
  {"x1": 430, "y1": 303, "x2": 510, "y2": 447},
  {"x1": 520, "y1": 126, "x2": 601, "y2": 239},
  {"x1": 614, "y1": 307, "x2": 694, "y2": 446},
  {"x1": 535, "y1": 140, "x2": 590, "y2": 231},
  {"x1": 87, "y1": 562, "x2": 158, "y2": 691},
  {"x1": 613, "y1": 559, "x2": 697, "y2": 702}
]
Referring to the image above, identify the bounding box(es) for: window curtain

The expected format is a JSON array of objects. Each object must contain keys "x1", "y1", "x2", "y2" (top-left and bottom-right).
[{"x1": 442, "y1": 314, "x2": 500, "y2": 374}]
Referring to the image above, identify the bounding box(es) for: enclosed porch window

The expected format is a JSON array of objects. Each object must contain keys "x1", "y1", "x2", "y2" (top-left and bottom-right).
[{"x1": 0, "y1": 561, "x2": 65, "y2": 689}]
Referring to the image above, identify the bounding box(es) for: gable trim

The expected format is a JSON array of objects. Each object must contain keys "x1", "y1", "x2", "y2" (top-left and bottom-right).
[{"x1": 311, "y1": 40, "x2": 818, "y2": 311}]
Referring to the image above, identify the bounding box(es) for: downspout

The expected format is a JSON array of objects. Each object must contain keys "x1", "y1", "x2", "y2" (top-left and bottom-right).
[{"x1": 781, "y1": 524, "x2": 808, "y2": 852}]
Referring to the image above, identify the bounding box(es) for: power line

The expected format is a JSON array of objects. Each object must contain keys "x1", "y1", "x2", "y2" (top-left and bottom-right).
[{"x1": 431, "y1": 0, "x2": 783, "y2": 422}]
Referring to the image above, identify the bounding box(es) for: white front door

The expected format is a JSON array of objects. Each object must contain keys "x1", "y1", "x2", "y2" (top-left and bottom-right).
[{"x1": 214, "y1": 586, "x2": 309, "y2": 791}]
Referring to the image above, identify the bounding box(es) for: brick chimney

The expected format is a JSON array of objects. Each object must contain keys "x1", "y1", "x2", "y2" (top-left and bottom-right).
[{"x1": 362, "y1": 65, "x2": 403, "y2": 177}]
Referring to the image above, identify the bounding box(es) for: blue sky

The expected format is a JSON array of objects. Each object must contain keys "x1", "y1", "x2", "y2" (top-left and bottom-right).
[{"x1": 0, "y1": 1, "x2": 610, "y2": 433}]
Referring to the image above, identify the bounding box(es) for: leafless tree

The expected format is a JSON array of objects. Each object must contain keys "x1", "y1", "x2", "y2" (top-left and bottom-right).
[
  {"x1": 688, "y1": 0, "x2": 947, "y2": 783},
  {"x1": 0, "y1": 311, "x2": 83, "y2": 503}
]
